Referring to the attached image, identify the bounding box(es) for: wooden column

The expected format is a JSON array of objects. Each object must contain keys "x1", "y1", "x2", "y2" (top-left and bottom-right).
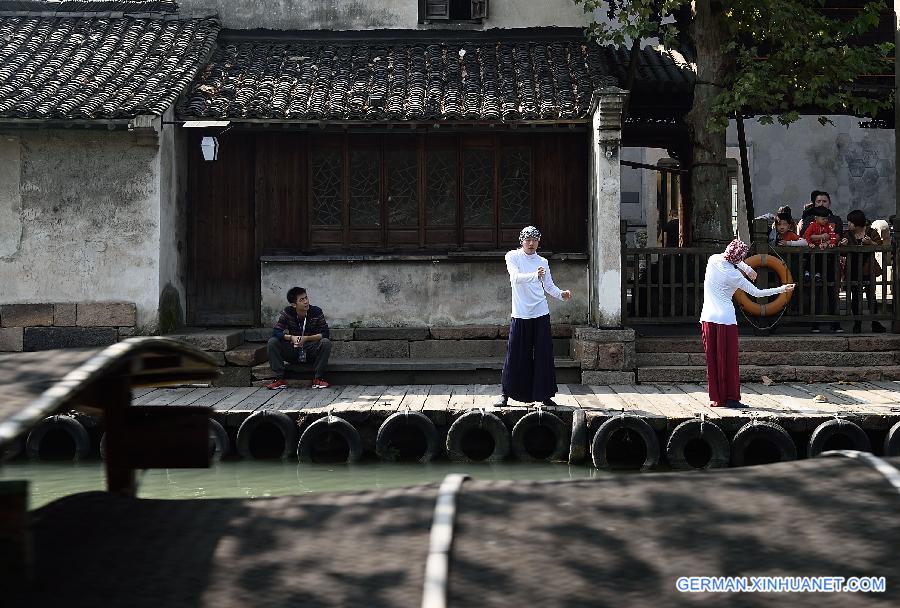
[{"x1": 102, "y1": 377, "x2": 136, "y2": 496}]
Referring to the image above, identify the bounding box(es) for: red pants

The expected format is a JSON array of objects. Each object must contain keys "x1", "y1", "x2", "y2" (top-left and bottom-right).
[{"x1": 701, "y1": 322, "x2": 740, "y2": 406}]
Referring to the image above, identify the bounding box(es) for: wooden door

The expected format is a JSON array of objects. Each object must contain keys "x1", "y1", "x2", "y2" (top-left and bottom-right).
[{"x1": 187, "y1": 132, "x2": 257, "y2": 325}]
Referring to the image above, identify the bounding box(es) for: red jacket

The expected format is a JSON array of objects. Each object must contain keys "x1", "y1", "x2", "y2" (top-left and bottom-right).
[{"x1": 803, "y1": 222, "x2": 838, "y2": 247}]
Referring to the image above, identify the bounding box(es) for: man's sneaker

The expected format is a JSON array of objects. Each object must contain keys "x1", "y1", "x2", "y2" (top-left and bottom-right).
[
  {"x1": 492, "y1": 394, "x2": 508, "y2": 407},
  {"x1": 852, "y1": 321, "x2": 862, "y2": 334},
  {"x1": 810, "y1": 324, "x2": 821, "y2": 333},
  {"x1": 312, "y1": 378, "x2": 330, "y2": 389},
  {"x1": 872, "y1": 321, "x2": 887, "y2": 334},
  {"x1": 266, "y1": 378, "x2": 287, "y2": 390},
  {"x1": 831, "y1": 322, "x2": 844, "y2": 333}
]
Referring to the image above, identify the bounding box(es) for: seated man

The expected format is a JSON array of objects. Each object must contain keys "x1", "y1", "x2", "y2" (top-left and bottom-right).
[{"x1": 266, "y1": 286, "x2": 332, "y2": 390}]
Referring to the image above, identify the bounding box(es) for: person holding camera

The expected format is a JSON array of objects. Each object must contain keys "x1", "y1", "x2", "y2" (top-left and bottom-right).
[{"x1": 266, "y1": 286, "x2": 332, "y2": 390}]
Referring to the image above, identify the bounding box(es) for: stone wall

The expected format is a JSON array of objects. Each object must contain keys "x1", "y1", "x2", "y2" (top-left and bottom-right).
[
  {"x1": 0, "y1": 302, "x2": 137, "y2": 352},
  {"x1": 0, "y1": 130, "x2": 164, "y2": 331},
  {"x1": 260, "y1": 256, "x2": 590, "y2": 328}
]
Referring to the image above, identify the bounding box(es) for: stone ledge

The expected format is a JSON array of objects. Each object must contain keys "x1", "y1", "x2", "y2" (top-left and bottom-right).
[
  {"x1": 0, "y1": 327, "x2": 24, "y2": 352},
  {"x1": 354, "y1": 327, "x2": 430, "y2": 341},
  {"x1": 53, "y1": 303, "x2": 77, "y2": 327},
  {"x1": 582, "y1": 370, "x2": 636, "y2": 384},
  {"x1": 573, "y1": 327, "x2": 635, "y2": 343},
  {"x1": 430, "y1": 325, "x2": 499, "y2": 340},
  {"x1": 225, "y1": 343, "x2": 268, "y2": 367},
  {"x1": 165, "y1": 329, "x2": 244, "y2": 352},
  {"x1": 331, "y1": 340, "x2": 410, "y2": 359}
]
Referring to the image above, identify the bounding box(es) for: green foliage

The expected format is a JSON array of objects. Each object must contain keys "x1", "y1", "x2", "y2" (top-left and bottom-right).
[{"x1": 574, "y1": 0, "x2": 894, "y2": 129}]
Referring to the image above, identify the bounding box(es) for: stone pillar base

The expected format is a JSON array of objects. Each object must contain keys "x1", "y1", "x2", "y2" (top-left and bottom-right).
[{"x1": 571, "y1": 326, "x2": 636, "y2": 384}]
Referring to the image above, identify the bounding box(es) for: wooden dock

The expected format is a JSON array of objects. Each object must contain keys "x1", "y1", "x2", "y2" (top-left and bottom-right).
[{"x1": 133, "y1": 381, "x2": 900, "y2": 434}]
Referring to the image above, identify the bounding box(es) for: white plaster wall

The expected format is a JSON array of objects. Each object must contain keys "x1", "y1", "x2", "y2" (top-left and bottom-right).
[
  {"x1": 261, "y1": 258, "x2": 589, "y2": 327},
  {"x1": 0, "y1": 131, "x2": 162, "y2": 328},
  {"x1": 178, "y1": 0, "x2": 595, "y2": 30},
  {"x1": 158, "y1": 108, "x2": 188, "y2": 325},
  {"x1": 727, "y1": 116, "x2": 896, "y2": 224}
]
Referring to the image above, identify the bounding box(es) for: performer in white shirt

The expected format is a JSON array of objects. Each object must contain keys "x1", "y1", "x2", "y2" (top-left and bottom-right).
[
  {"x1": 700, "y1": 239, "x2": 794, "y2": 408},
  {"x1": 495, "y1": 226, "x2": 572, "y2": 407}
]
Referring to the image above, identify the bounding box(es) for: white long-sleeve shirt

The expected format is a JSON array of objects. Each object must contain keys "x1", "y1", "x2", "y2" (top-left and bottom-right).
[
  {"x1": 700, "y1": 254, "x2": 789, "y2": 325},
  {"x1": 505, "y1": 248, "x2": 564, "y2": 319}
]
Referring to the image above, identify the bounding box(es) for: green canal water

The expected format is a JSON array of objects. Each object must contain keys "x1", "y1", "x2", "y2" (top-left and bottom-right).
[{"x1": 1, "y1": 461, "x2": 603, "y2": 509}]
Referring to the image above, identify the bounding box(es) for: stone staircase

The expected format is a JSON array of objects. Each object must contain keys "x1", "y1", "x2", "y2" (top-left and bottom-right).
[
  {"x1": 166, "y1": 325, "x2": 580, "y2": 386},
  {"x1": 636, "y1": 334, "x2": 900, "y2": 383}
]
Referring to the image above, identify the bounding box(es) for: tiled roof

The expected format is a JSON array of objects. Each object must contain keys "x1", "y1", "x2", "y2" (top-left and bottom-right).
[
  {"x1": 180, "y1": 33, "x2": 694, "y2": 122},
  {"x1": 0, "y1": 1, "x2": 178, "y2": 13},
  {"x1": 0, "y1": 5, "x2": 218, "y2": 119}
]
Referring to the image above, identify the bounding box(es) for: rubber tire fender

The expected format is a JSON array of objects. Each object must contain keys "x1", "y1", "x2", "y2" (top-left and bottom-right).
[
  {"x1": 236, "y1": 410, "x2": 297, "y2": 460},
  {"x1": 884, "y1": 420, "x2": 900, "y2": 457},
  {"x1": 733, "y1": 253, "x2": 794, "y2": 317},
  {"x1": 26, "y1": 414, "x2": 91, "y2": 461},
  {"x1": 375, "y1": 410, "x2": 439, "y2": 463},
  {"x1": 807, "y1": 419, "x2": 871, "y2": 458},
  {"x1": 445, "y1": 410, "x2": 510, "y2": 463},
  {"x1": 100, "y1": 418, "x2": 231, "y2": 462},
  {"x1": 731, "y1": 420, "x2": 797, "y2": 467},
  {"x1": 297, "y1": 415, "x2": 362, "y2": 464},
  {"x1": 665, "y1": 418, "x2": 730, "y2": 470},
  {"x1": 511, "y1": 410, "x2": 569, "y2": 463},
  {"x1": 591, "y1": 414, "x2": 660, "y2": 471},
  {"x1": 568, "y1": 409, "x2": 587, "y2": 465}
]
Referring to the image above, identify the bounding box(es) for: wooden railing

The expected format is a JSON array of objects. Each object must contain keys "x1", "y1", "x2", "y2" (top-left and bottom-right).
[{"x1": 620, "y1": 221, "x2": 898, "y2": 331}]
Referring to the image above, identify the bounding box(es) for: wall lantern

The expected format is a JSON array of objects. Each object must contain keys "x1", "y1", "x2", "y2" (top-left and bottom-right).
[{"x1": 200, "y1": 136, "x2": 219, "y2": 161}]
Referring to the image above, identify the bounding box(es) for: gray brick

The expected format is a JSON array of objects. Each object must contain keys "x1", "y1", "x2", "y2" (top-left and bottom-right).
[
  {"x1": 792, "y1": 365, "x2": 882, "y2": 383},
  {"x1": 551, "y1": 324, "x2": 573, "y2": 338},
  {"x1": 76, "y1": 302, "x2": 136, "y2": 327},
  {"x1": 430, "y1": 325, "x2": 499, "y2": 339},
  {"x1": 118, "y1": 327, "x2": 136, "y2": 338},
  {"x1": 24, "y1": 327, "x2": 117, "y2": 351},
  {"x1": 165, "y1": 329, "x2": 244, "y2": 352},
  {"x1": 329, "y1": 328, "x2": 354, "y2": 341},
  {"x1": 572, "y1": 339, "x2": 598, "y2": 367},
  {"x1": 847, "y1": 336, "x2": 900, "y2": 352},
  {"x1": 243, "y1": 327, "x2": 272, "y2": 342},
  {"x1": 53, "y1": 303, "x2": 77, "y2": 326},
  {"x1": 581, "y1": 370, "x2": 636, "y2": 385},
  {"x1": 0, "y1": 327, "x2": 24, "y2": 351},
  {"x1": 354, "y1": 327, "x2": 430, "y2": 340},
  {"x1": 252, "y1": 364, "x2": 277, "y2": 380},
  {"x1": 1, "y1": 304, "x2": 54, "y2": 327},
  {"x1": 208, "y1": 351, "x2": 226, "y2": 366},
  {"x1": 331, "y1": 340, "x2": 409, "y2": 358},
  {"x1": 212, "y1": 366, "x2": 252, "y2": 387},
  {"x1": 409, "y1": 340, "x2": 506, "y2": 358}
]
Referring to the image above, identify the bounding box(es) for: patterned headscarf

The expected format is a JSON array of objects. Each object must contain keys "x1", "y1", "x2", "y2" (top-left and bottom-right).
[
  {"x1": 519, "y1": 226, "x2": 541, "y2": 243},
  {"x1": 723, "y1": 238, "x2": 750, "y2": 264}
]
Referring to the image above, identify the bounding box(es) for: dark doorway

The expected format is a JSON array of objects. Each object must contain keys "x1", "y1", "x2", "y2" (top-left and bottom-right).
[{"x1": 187, "y1": 132, "x2": 257, "y2": 325}]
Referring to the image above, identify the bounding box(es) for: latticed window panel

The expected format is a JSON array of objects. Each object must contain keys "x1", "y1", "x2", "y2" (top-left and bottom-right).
[
  {"x1": 310, "y1": 148, "x2": 343, "y2": 226},
  {"x1": 500, "y1": 146, "x2": 532, "y2": 225},
  {"x1": 386, "y1": 149, "x2": 419, "y2": 227},
  {"x1": 350, "y1": 149, "x2": 381, "y2": 227},
  {"x1": 463, "y1": 148, "x2": 494, "y2": 226},
  {"x1": 426, "y1": 149, "x2": 457, "y2": 227}
]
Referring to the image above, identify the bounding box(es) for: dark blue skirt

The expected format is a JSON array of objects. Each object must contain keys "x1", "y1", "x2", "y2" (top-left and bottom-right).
[{"x1": 501, "y1": 314, "x2": 557, "y2": 403}]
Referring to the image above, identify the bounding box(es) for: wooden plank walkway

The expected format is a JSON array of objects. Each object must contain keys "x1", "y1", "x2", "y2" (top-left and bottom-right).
[{"x1": 133, "y1": 382, "x2": 900, "y2": 433}]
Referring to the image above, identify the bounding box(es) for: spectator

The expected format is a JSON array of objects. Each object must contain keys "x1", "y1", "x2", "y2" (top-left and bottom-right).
[
  {"x1": 798, "y1": 191, "x2": 843, "y2": 238},
  {"x1": 266, "y1": 286, "x2": 332, "y2": 390},
  {"x1": 772, "y1": 211, "x2": 806, "y2": 247},
  {"x1": 756, "y1": 205, "x2": 800, "y2": 245},
  {"x1": 803, "y1": 206, "x2": 841, "y2": 333},
  {"x1": 663, "y1": 209, "x2": 680, "y2": 247},
  {"x1": 840, "y1": 210, "x2": 886, "y2": 334}
]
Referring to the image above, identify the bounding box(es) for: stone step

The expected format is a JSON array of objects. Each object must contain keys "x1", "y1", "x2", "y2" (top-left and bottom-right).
[
  {"x1": 636, "y1": 334, "x2": 900, "y2": 354},
  {"x1": 638, "y1": 351, "x2": 898, "y2": 367},
  {"x1": 249, "y1": 357, "x2": 581, "y2": 386},
  {"x1": 165, "y1": 328, "x2": 244, "y2": 352},
  {"x1": 242, "y1": 338, "x2": 569, "y2": 360},
  {"x1": 637, "y1": 364, "x2": 900, "y2": 384},
  {"x1": 243, "y1": 324, "x2": 573, "y2": 342},
  {"x1": 223, "y1": 343, "x2": 268, "y2": 367}
]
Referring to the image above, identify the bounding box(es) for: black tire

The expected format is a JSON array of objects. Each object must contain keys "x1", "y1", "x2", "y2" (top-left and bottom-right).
[
  {"x1": 26, "y1": 415, "x2": 91, "y2": 461},
  {"x1": 100, "y1": 419, "x2": 230, "y2": 461},
  {"x1": 297, "y1": 415, "x2": 362, "y2": 464},
  {"x1": 236, "y1": 411, "x2": 297, "y2": 460},
  {"x1": 665, "y1": 418, "x2": 730, "y2": 470},
  {"x1": 375, "y1": 411, "x2": 439, "y2": 463},
  {"x1": 731, "y1": 420, "x2": 796, "y2": 467},
  {"x1": 568, "y1": 409, "x2": 587, "y2": 465},
  {"x1": 884, "y1": 420, "x2": 900, "y2": 457},
  {"x1": 807, "y1": 419, "x2": 871, "y2": 457},
  {"x1": 591, "y1": 415, "x2": 660, "y2": 471},
  {"x1": 511, "y1": 410, "x2": 568, "y2": 463},
  {"x1": 208, "y1": 419, "x2": 230, "y2": 461},
  {"x1": 446, "y1": 410, "x2": 510, "y2": 463}
]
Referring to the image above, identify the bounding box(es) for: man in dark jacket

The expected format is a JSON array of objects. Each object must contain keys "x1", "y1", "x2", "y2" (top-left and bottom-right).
[{"x1": 266, "y1": 286, "x2": 332, "y2": 389}]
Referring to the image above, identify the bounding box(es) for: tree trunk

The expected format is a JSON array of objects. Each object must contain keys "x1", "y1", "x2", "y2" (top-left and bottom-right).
[{"x1": 686, "y1": 0, "x2": 733, "y2": 246}]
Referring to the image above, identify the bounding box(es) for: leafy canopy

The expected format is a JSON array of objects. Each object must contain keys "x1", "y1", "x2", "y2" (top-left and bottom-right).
[{"x1": 574, "y1": 0, "x2": 894, "y2": 129}]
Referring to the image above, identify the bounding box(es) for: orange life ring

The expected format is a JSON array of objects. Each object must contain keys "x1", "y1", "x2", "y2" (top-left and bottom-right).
[{"x1": 734, "y1": 254, "x2": 793, "y2": 317}]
